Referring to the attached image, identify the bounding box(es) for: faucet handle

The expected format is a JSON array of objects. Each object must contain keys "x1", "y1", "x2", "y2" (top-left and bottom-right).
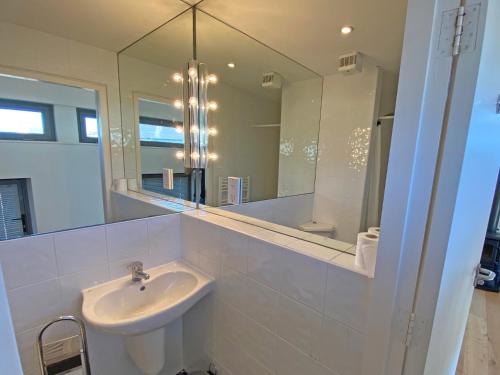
[{"x1": 127, "y1": 261, "x2": 143, "y2": 272}]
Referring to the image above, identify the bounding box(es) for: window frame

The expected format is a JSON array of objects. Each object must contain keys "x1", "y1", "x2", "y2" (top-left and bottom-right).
[
  {"x1": 139, "y1": 116, "x2": 184, "y2": 148},
  {"x1": 0, "y1": 98, "x2": 56, "y2": 141},
  {"x1": 76, "y1": 107, "x2": 98, "y2": 144}
]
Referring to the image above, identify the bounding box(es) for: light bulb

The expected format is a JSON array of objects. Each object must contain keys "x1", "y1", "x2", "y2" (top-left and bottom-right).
[
  {"x1": 227, "y1": 62, "x2": 236, "y2": 69},
  {"x1": 188, "y1": 67, "x2": 197, "y2": 77},
  {"x1": 208, "y1": 127, "x2": 218, "y2": 136},
  {"x1": 189, "y1": 96, "x2": 197, "y2": 106},
  {"x1": 341, "y1": 25, "x2": 354, "y2": 35},
  {"x1": 190, "y1": 125, "x2": 199, "y2": 133},
  {"x1": 175, "y1": 151, "x2": 185, "y2": 159},
  {"x1": 175, "y1": 125, "x2": 183, "y2": 133},
  {"x1": 208, "y1": 153, "x2": 218, "y2": 161},
  {"x1": 208, "y1": 74, "x2": 218, "y2": 84},
  {"x1": 174, "y1": 100, "x2": 183, "y2": 109},
  {"x1": 191, "y1": 152, "x2": 200, "y2": 160},
  {"x1": 208, "y1": 101, "x2": 218, "y2": 111},
  {"x1": 172, "y1": 73, "x2": 183, "y2": 82}
]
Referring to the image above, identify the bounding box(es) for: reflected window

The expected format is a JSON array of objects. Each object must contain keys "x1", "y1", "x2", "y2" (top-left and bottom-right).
[
  {"x1": 77, "y1": 108, "x2": 98, "y2": 143},
  {"x1": 0, "y1": 98, "x2": 56, "y2": 141},
  {"x1": 139, "y1": 116, "x2": 183, "y2": 148}
]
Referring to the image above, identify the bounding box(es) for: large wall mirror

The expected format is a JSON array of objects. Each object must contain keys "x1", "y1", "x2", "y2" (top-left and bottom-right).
[
  {"x1": 0, "y1": 71, "x2": 109, "y2": 240},
  {"x1": 118, "y1": 6, "x2": 402, "y2": 250}
]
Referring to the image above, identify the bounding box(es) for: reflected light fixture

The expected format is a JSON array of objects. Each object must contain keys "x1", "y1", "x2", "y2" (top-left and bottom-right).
[
  {"x1": 190, "y1": 125, "x2": 199, "y2": 133},
  {"x1": 189, "y1": 96, "x2": 198, "y2": 107},
  {"x1": 175, "y1": 151, "x2": 185, "y2": 159},
  {"x1": 208, "y1": 74, "x2": 218, "y2": 84},
  {"x1": 208, "y1": 153, "x2": 218, "y2": 161},
  {"x1": 174, "y1": 99, "x2": 183, "y2": 109},
  {"x1": 175, "y1": 125, "x2": 183, "y2": 133},
  {"x1": 341, "y1": 25, "x2": 354, "y2": 35},
  {"x1": 227, "y1": 62, "x2": 236, "y2": 69},
  {"x1": 172, "y1": 72, "x2": 183, "y2": 82},
  {"x1": 191, "y1": 152, "x2": 200, "y2": 160},
  {"x1": 208, "y1": 127, "x2": 218, "y2": 136},
  {"x1": 188, "y1": 67, "x2": 197, "y2": 77},
  {"x1": 208, "y1": 101, "x2": 218, "y2": 111}
]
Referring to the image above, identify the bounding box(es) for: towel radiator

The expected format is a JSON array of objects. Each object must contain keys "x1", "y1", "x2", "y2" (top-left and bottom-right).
[{"x1": 37, "y1": 315, "x2": 92, "y2": 375}]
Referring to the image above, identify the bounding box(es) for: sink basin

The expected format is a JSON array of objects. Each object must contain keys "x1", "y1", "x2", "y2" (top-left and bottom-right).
[{"x1": 82, "y1": 261, "x2": 214, "y2": 335}]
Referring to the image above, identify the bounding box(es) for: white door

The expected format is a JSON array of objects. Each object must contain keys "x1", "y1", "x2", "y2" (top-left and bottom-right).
[{"x1": 403, "y1": 0, "x2": 500, "y2": 373}]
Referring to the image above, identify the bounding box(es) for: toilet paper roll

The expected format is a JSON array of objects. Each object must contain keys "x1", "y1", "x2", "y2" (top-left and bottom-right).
[
  {"x1": 368, "y1": 227, "x2": 381, "y2": 235},
  {"x1": 355, "y1": 232, "x2": 379, "y2": 275}
]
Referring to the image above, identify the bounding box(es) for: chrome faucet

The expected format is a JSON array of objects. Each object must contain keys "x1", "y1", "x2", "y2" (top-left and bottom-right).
[{"x1": 127, "y1": 261, "x2": 150, "y2": 282}]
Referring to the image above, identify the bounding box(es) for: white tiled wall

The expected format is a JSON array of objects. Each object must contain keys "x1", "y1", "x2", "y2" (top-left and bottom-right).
[
  {"x1": 0, "y1": 214, "x2": 182, "y2": 375},
  {"x1": 181, "y1": 212, "x2": 372, "y2": 375}
]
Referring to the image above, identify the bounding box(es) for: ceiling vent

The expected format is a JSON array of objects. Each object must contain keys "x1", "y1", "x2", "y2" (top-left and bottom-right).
[
  {"x1": 338, "y1": 52, "x2": 363, "y2": 74},
  {"x1": 262, "y1": 72, "x2": 284, "y2": 89}
]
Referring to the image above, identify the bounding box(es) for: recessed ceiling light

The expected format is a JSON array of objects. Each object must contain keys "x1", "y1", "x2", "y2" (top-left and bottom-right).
[
  {"x1": 227, "y1": 62, "x2": 236, "y2": 69},
  {"x1": 341, "y1": 25, "x2": 354, "y2": 35}
]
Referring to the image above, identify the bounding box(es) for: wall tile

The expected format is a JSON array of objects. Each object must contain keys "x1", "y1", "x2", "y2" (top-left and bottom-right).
[
  {"x1": 8, "y1": 279, "x2": 61, "y2": 332},
  {"x1": 274, "y1": 337, "x2": 336, "y2": 375},
  {"x1": 279, "y1": 249, "x2": 328, "y2": 312},
  {"x1": 275, "y1": 294, "x2": 322, "y2": 357},
  {"x1": 0, "y1": 234, "x2": 57, "y2": 289},
  {"x1": 247, "y1": 239, "x2": 282, "y2": 291},
  {"x1": 244, "y1": 277, "x2": 279, "y2": 333},
  {"x1": 324, "y1": 264, "x2": 371, "y2": 333},
  {"x1": 59, "y1": 264, "x2": 108, "y2": 315},
  {"x1": 54, "y1": 226, "x2": 106, "y2": 275},
  {"x1": 220, "y1": 229, "x2": 248, "y2": 273},
  {"x1": 146, "y1": 215, "x2": 181, "y2": 267},
  {"x1": 316, "y1": 316, "x2": 364, "y2": 375},
  {"x1": 198, "y1": 252, "x2": 221, "y2": 279},
  {"x1": 106, "y1": 218, "x2": 148, "y2": 262},
  {"x1": 216, "y1": 265, "x2": 246, "y2": 312}
]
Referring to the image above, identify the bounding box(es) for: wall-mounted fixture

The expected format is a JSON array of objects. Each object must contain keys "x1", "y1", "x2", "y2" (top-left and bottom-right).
[{"x1": 338, "y1": 52, "x2": 363, "y2": 74}]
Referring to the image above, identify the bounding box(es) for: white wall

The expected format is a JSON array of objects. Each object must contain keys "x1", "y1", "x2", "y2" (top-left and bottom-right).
[
  {"x1": 0, "y1": 214, "x2": 182, "y2": 375},
  {"x1": 278, "y1": 77, "x2": 323, "y2": 197},
  {"x1": 0, "y1": 266, "x2": 23, "y2": 375},
  {"x1": 206, "y1": 83, "x2": 281, "y2": 205},
  {"x1": 220, "y1": 193, "x2": 314, "y2": 229},
  {"x1": 312, "y1": 63, "x2": 382, "y2": 243},
  {"x1": 181, "y1": 211, "x2": 372, "y2": 375},
  {"x1": 0, "y1": 77, "x2": 105, "y2": 234},
  {"x1": 0, "y1": 21, "x2": 124, "y2": 181}
]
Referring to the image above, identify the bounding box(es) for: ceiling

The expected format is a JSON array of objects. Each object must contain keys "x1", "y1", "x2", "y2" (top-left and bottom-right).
[
  {"x1": 0, "y1": 0, "x2": 408, "y2": 75},
  {"x1": 0, "y1": 0, "x2": 190, "y2": 52},
  {"x1": 121, "y1": 9, "x2": 319, "y2": 102}
]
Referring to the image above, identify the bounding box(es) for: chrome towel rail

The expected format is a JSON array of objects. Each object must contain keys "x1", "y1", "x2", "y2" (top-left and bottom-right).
[{"x1": 37, "y1": 315, "x2": 91, "y2": 375}]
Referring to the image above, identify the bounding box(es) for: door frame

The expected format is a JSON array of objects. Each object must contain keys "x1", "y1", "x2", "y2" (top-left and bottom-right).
[
  {"x1": 363, "y1": 0, "x2": 493, "y2": 373},
  {"x1": 362, "y1": 0, "x2": 464, "y2": 373}
]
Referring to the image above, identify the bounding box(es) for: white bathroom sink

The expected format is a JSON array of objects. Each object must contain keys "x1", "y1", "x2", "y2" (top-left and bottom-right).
[{"x1": 82, "y1": 261, "x2": 214, "y2": 335}]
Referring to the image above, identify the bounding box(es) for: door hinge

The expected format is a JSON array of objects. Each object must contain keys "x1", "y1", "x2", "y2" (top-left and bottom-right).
[
  {"x1": 452, "y1": 6, "x2": 466, "y2": 56},
  {"x1": 405, "y1": 312, "x2": 416, "y2": 347},
  {"x1": 438, "y1": 4, "x2": 481, "y2": 57}
]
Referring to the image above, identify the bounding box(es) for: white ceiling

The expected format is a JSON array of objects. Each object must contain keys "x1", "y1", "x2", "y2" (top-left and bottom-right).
[
  {"x1": 0, "y1": 0, "x2": 190, "y2": 52},
  {"x1": 197, "y1": 0, "x2": 408, "y2": 75},
  {"x1": 0, "y1": 0, "x2": 408, "y2": 75},
  {"x1": 121, "y1": 10, "x2": 319, "y2": 102}
]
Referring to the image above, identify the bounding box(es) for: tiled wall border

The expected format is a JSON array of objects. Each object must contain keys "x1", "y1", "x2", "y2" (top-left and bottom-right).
[
  {"x1": 0, "y1": 214, "x2": 181, "y2": 375},
  {"x1": 181, "y1": 210, "x2": 373, "y2": 375}
]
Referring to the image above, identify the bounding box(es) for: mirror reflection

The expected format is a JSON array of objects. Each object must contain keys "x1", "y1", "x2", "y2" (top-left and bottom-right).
[
  {"x1": 118, "y1": 7, "x2": 400, "y2": 248},
  {"x1": 0, "y1": 74, "x2": 105, "y2": 240}
]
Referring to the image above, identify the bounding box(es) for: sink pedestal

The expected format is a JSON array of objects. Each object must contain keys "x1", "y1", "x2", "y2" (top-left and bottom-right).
[{"x1": 125, "y1": 328, "x2": 165, "y2": 375}]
